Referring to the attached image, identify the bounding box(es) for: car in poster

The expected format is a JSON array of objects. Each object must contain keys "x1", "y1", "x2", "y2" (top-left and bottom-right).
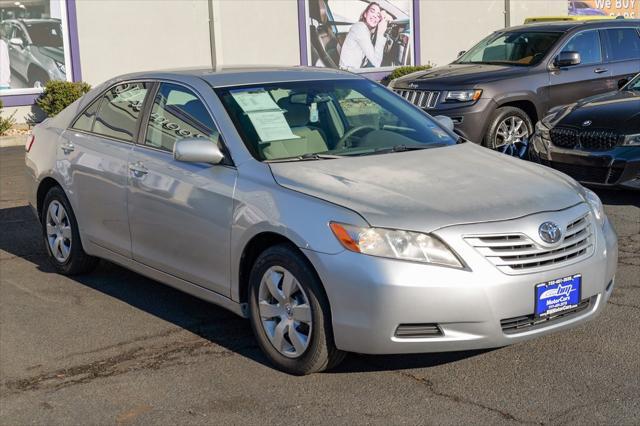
[
  {"x1": 25, "y1": 67, "x2": 617, "y2": 375},
  {"x1": 531, "y1": 73, "x2": 640, "y2": 189},
  {"x1": 389, "y1": 20, "x2": 640, "y2": 157},
  {"x1": 0, "y1": 18, "x2": 65, "y2": 88},
  {"x1": 569, "y1": 0, "x2": 607, "y2": 16}
]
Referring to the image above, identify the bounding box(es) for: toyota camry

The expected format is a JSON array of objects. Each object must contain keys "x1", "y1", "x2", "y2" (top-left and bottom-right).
[{"x1": 25, "y1": 67, "x2": 618, "y2": 374}]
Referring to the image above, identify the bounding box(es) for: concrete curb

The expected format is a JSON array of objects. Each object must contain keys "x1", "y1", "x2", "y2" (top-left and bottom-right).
[{"x1": 0, "y1": 135, "x2": 26, "y2": 148}]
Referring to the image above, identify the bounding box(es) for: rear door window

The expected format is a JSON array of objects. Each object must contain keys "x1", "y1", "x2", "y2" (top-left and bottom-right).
[
  {"x1": 93, "y1": 82, "x2": 149, "y2": 142},
  {"x1": 71, "y1": 98, "x2": 102, "y2": 132},
  {"x1": 561, "y1": 30, "x2": 602, "y2": 65},
  {"x1": 603, "y1": 28, "x2": 640, "y2": 62}
]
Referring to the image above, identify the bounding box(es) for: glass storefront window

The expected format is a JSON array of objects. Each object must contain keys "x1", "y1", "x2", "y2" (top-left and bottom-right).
[{"x1": 0, "y1": 0, "x2": 73, "y2": 94}]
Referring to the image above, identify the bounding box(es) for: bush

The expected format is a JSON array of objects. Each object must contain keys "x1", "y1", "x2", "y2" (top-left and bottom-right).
[
  {"x1": 381, "y1": 64, "x2": 432, "y2": 86},
  {"x1": 0, "y1": 100, "x2": 17, "y2": 136},
  {"x1": 36, "y1": 80, "x2": 91, "y2": 117}
]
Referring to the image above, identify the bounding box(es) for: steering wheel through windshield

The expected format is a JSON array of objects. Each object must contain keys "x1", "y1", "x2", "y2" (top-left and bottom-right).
[{"x1": 335, "y1": 126, "x2": 377, "y2": 150}]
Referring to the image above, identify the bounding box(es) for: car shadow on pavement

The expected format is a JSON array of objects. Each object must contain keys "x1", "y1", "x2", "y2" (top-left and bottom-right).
[{"x1": 1, "y1": 204, "x2": 489, "y2": 374}]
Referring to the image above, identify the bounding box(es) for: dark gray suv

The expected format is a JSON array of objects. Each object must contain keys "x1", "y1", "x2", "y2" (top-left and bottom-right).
[{"x1": 389, "y1": 20, "x2": 640, "y2": 157}]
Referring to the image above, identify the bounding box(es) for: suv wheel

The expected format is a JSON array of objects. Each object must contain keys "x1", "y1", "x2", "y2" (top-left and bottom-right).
[
  {"x1": 484, "y1": 106, "x2": 533, "y2": 158},
  {"x1": 42, "y1": 186, "x2": 99, "y2": 275},
  {"x1": 248, "y1": 244, "x2": 345, "y2": 375}
]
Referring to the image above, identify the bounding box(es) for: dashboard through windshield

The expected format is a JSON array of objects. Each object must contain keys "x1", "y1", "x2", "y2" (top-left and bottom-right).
[
  {"x1": 215, "y1": 79, "x2": 457, "y2": 161},
  {"x1": 457, "y1": 31, "x2": 563, "y2": 66}
]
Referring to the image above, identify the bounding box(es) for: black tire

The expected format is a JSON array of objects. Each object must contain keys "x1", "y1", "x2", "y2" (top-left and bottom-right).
[
  {"x1": 28, "y1": 68, "x2": 48, "y2": 89},
  {"x1": 483, "y1": 106, "x2": 533, "y2": 150},
  {"x1": 41, "y1": 186, "x2": 99, "y2": 275},
  {"x1": 248, "y1": 244, "x2": 345, "y2": 375}
]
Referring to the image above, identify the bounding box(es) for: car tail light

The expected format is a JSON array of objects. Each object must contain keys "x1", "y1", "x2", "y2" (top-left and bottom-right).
[{"x1": 25, "y1": 134, "x2": 35, "y2": 152}]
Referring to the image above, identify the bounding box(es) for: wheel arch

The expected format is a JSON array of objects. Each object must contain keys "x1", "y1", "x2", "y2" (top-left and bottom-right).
[{"x1": 36, "y1": 176, "x2": 62, "y2": 220}]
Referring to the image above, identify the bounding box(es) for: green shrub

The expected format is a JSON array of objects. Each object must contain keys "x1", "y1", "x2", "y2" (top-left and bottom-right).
[
  {"x1": 0, "y1": 100, "x2": 17, "y2": 136},
  {"x1": 36, "y1": 80, "x2": 91, "y2": 117},
  {"x1": 381, "y1": 64, "x2": 433, "y2": 86}
]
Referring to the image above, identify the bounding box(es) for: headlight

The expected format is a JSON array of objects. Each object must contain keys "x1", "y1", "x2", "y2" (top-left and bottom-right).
[
  {"x1": 622, "y1": 134, "x2": 640, "y2": 146},
  {"x1": 54, "y1": 60, "x2": 65, "y2": 74},
  {"x1": 535, "y1": 121, "x2": 550, "y2": 139},
  {"x1": 444, "y1": 89, "x2": 482, "y2": 103},
  {"x1": 330, "y1": 222, "x2": 463, "y2": 268},
  {"x1": 582, "y1": 188, "x2": 605, "y2": 228}
]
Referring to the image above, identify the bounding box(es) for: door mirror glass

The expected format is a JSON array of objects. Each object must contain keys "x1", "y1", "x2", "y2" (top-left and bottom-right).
[
  {"x1": 174, "y1": 138, "x2": 225, "y2": 164},
  {"x1": 434, "y1": 115, "x2": 455, "y2": 132},
  {"x1": 555, "y1": 51, "x2": 581, "y2": 67},
  {"x1": 9, "y1": 37, "x2": 23, "y2": 48}
]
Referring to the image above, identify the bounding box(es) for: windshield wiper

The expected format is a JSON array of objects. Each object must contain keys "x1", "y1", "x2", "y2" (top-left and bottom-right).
[
  {"x1": 370, "y1": 145, "x2": 433, "y2": 155},
  {"x1": 266, "y1": 153, "x2": 344, "y2": 163}
]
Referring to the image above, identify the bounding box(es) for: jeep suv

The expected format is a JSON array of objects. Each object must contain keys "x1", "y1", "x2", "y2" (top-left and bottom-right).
[{"x1": 389, "y1": 20, "x2": 640, "y2": 157}]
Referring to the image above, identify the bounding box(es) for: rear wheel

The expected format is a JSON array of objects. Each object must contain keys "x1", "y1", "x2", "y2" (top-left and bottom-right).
[
  {"x1": 248, "y1": 244, "x2": 345, "y2": 375},
  {"x1": 42, "y1": 186, "x2": 98, "y2": 275},
  {"x1": 484, "y1": 106, "x2": 533, "y2": 158}
]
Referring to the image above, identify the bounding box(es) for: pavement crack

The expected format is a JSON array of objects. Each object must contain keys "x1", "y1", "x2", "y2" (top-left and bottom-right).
[{"x1": 392, "y1": 368, "x2": 541, "y2": 425}]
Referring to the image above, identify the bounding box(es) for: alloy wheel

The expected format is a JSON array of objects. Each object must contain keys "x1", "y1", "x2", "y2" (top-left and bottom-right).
[
  {"x1": 495, "y1": 116, "x2": 530, "y2": 158},
  {"x1": 45, "y1": 200, "x2": 72, "y2": 263},
  {"x1": 258, "y1": 266, "x2": 313, "y2": 358}
]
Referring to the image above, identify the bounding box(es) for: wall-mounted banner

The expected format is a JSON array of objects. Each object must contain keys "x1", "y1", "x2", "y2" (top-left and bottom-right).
[
  {"x1": 305, "y1": 0, "x2": 414, "y2": 72},
  {"x1": 568, "y1": 0, "x2": 638, "y2": 18},
  {"x1": 0, "y1": 0, "x2": 73, "y2": 95}
]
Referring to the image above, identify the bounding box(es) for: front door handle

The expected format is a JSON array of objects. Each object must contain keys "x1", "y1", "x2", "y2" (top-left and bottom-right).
[
  {"x1": 129, "y1": 162, "x2": 148, "y2": 178},
  {"x1": 594, "y1": 68, "x2": 608, "y2": 74},
  {"x1": 60, "y1": 142, "x2": 74, "y2": 154}
]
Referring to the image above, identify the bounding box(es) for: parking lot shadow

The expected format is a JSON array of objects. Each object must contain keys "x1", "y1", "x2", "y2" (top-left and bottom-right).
[
  {"x1": 592, "y1": 188, "x2": 640, "y2": 208},
  {"x1": 1, "y1": 204, "x2": 488, "y2": 374}
]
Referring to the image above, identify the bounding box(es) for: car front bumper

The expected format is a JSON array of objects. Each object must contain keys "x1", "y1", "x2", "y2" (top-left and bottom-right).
[
  {"x1": 303, "y1": 204, "x2": 618, "y2": 354},
  {"x1": 530, "y1": 133, "x2": 640, "y2": 190},
  {"x1": 427, "y1": 99, "x2": 497, "y2": 144}
]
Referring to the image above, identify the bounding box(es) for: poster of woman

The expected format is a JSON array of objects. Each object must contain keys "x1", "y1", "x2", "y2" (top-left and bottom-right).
[{"x1": 306, "y1": 0, "x2": 414, "y2": 72}]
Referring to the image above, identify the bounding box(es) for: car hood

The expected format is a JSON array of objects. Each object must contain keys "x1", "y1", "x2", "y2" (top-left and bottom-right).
[
  {"x1": 394, "y1": 63, "x2": 529, "y2": 87},
  {"x1": 269, "y1": 143, "x2": 584, "y2": 233},
  {"x1": 36, "y1": 46, "x2": 64, "y2": 63},
  {"x1": 557, "y1": 90, "x2": 640, "y2": 133}
]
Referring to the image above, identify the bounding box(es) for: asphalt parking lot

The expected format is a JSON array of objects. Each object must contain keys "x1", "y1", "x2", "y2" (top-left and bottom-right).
[{"x1": 1, "y1": 145, "x2": 639, "y2": 425}]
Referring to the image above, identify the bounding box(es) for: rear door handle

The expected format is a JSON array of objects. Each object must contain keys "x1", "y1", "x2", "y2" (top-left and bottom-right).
[
  {"x1": 60, "y1": 142, "x2": 74, "y2": 154},
  {"x1": 129, "y1": 162, "x2": 148, "y2": 178},
  {"x1": 594, "y1": 68, "x2": 608, "y2": 74}
]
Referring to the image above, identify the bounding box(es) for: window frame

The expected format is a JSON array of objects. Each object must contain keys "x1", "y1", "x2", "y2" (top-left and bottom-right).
[
  {"x1": 600, "y1": 27, "x2": 640, "y2": 64},
  {"x1": 556, "y1": 29, "x2": 604, "y2": 67}
]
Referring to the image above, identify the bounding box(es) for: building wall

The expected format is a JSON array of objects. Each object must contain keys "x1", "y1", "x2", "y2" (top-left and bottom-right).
[
  {"x1": 419, "y1": 0, "x2": 505, "y2": 67},
  {"x1": 510, "y1": 0, "x2": 568, "y2": 26},
  {"x1": 74, "y1": 0, "x2": 212, "y2": 86},
  {"x1": 218, "y1": 0, "x2": 300, "y2": 66}
]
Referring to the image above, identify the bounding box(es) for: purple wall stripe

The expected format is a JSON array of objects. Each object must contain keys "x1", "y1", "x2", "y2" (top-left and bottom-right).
[{"x1": 298, "y1": 0, "x2": 309, "y2": 66}]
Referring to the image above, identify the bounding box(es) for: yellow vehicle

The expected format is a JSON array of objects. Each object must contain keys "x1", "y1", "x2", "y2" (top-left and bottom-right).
[{"x1": 524, "y1": 16, "x2": 617, "y2": 24}]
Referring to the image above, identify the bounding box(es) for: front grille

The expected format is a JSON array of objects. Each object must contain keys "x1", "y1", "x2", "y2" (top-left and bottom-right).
[
  {"x1": 500, "y1": 296, "x2": 595, "y2": 334},
  {"x1": 393, "y1": 89, "x2": 441, "y2": 109},
  {"x1": 465, "y1": 214, "x2": 594, "y2": 274},
  {"x1": 539, "y1": 159, "x2": 622, "y2": 184},
  {"x1": 395, "y1": 323, "x2": 443, "y2": 338},
  {"x1": 550, "y1": 127, "x2": 623, "y2": 151}
]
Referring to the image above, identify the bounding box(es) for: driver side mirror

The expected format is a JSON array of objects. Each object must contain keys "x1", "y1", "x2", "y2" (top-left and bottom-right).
[
  {"x1": 555, "y1": 51, "x2": 581, "y2": 68},
  {"x1": 174, "y1": 138, "x2": 224, "y2": 164},
  {"x1": 434, "y1": 115, "x2": 455, "y2": 132},
  {"x1": 9, "y1": 37, "x2": 24, "y2": 48}
]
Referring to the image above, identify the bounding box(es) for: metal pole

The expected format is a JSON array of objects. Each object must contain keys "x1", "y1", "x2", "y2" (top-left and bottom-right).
[
  {"x1": 504, "y1": 0, "x2": 511, "y2": 28},
  {"x1": 208, "y1": 0, "x2": 223, "y2": 69}
]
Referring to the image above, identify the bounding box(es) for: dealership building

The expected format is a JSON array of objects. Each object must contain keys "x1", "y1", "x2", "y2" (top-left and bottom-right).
[{"x1": 1, "y1": 0, "x2": 638, "y2": 122}]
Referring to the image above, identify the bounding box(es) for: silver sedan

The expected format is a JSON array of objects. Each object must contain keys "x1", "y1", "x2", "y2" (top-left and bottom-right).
[{"x1": 25, "y1": 67, "x2": 618, "y2": 374}]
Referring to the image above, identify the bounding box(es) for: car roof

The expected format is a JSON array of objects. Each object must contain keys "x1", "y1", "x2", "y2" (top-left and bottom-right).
[
  {"x1": 505, "y1": 18, "x2": 640, "y2": 33},
  {"x1": 115, "y1": 66, "x2": 365, "y2": 87}
]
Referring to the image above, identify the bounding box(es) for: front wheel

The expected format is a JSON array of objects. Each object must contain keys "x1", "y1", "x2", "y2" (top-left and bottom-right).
[
  {"x1": 484, "y1": 106, "x2": 533, "y2": 158},
  {"x1": 42, "y1": 186, "x2": 98, "y2": 275},
  {"x1": 248, "y1": 244, "x2": 345, "y2": 375}
]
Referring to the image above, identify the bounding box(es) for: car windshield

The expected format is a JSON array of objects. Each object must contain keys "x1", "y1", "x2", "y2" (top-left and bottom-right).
[
  {"x1": 216, "y1": 79, "x2": 457, "y2": 161},
  {"x1": 25, "y1": 22, "x2": 63, "y2": 48},
  {"x1": 457, "y1": 31, "x2": 563, "y2": 66}
]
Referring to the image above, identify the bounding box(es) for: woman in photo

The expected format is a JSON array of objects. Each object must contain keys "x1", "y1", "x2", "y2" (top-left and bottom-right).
[
  {"x1": 339, "y1": 2, "x2": 391, "y2": 70},
  {"x1": 0, "y1": 26, "x2": 11, "y2": 90}
]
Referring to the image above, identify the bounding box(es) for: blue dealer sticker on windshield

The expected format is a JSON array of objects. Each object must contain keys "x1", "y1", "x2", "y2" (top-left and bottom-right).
[{"x1": 535, "y1": 274, "x2": 581, "y2": 317}]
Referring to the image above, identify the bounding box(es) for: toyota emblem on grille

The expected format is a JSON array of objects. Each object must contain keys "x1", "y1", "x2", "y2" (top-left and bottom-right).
[
  {"x1": 582, "y1": 120, "x2": 592, "y2": 127},
  {"x1": 539, "y1": 222, "x2": 562, "y2": 244}
]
